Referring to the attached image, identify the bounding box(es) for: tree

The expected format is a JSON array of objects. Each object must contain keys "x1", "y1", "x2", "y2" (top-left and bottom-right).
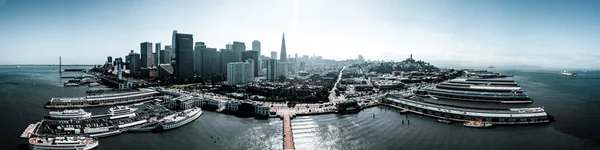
[{"x1": 278, "y1": 75, "x2": 286, "y2": 82}]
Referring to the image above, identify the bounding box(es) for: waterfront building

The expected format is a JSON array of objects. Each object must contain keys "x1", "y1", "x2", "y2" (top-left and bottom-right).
[
  {"x1": 173, "y1": 32, "x2": 194, "y2": 80},
  {"x1": 226, "y1": 61, "x2": 253, "y2": 85},
  {"x1": 140, "y1": 42, "x2": 153, "y2": 68},
  {"x1": 46, "y1": 89, "x2": 160, "y2": 108},
  {"x1": 242, "y1": 50, "x2": 259, "y2": 77},
  {"x1": 171, "y1": 96, "x2": 194, "y2": 110},
  {"x1": 424, "y1": 78, "x2": 531, "y2": 103},
  {"x1": 225, "y1": 101, "x2": 240, "y2": 111},
  {"x1": 266, "y1": 59, "x2": 278, "y2": 81},
  {"x1": 280, "y1": 33, "x2": 287, "y2": 62},
  {"x1": 159, "y1": 50, "x2": 171, "y2": 64},
  {"x1": 271, "y1": 51, "x2": 277, "y2": 60},
  {"x1": 254, "y1": 103, "x2": 271, "y2": 117},
  {"x1": 128, "y1": 52, "x2": 141, "y2": 77},
  {"x1": 201, "y1": 48, "x2": 220, "y2": 77},
  {"x1": 220, "y1": 49, "x2": 239, "y2": 75}
]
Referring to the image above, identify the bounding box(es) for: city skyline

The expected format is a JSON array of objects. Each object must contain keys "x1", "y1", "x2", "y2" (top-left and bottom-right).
[{"x1": 1, "y1": 0, "x2": 600, "y2": 69}]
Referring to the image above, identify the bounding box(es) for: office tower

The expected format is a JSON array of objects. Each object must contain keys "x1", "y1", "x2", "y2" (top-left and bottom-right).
[
  {"x1": 226, "y1": 44, "x2": 233, "y2": 50},
  {"x1": 280, "y1": 33, "x2": 287, "y2": 62},
  {"x1": 252, "y1": 40, "x2": 261, "y2": 70},
  {"x1": 165, "y1": 45, "x2": 173, "y2": 60},
  {"x1": 271, "y1": 51, "x2": 277, "y2": 60},
  {"x1": 140, "y1": 42, "x2": 153, "y2": 68},
  {"x1": 128, "y1": 52, "x2": 141, "y2": 77},
  {"x1": 159, "y1": 50, "x2": 170, "y2": 64},
  {"x1": 107, "y1": 56, "x2": 113, "y2": 64},
  {"x1": 194, "y1": 43, "x2": 206, "y2": 76},
  {"x1": 232, "y1": 41, "x2": 245, "y2": 52},
  {"x1": 171, "y1": 30, "x2": 178, "y2": 61},
  {"x1": 242, "y1": 50, "x2": 259, "y2": 77},
  {"x1": 220, "y1": 49, "x2": 238, "y2": 75},
  {"x1": 155, "y1": 43, "x2": 161, "y2": 64},
  {"x1": 173, "y1": 32, "x2": 194, "y2": 80},
  {"x1": 201, "y1": 48, "x2": 220, "y2": 77},
  {"x1": 153, "y1": 53, "x2": 158, "y2": 66},
  {"x1": 277, "y1": 62, "x2": 288, "y2": 78},
  {"x1": 226, "y1": 61, "x2": 253, "y2": 85},
  {"x1": 266, "y1": 59, "x2": 278, "y2": 81}
]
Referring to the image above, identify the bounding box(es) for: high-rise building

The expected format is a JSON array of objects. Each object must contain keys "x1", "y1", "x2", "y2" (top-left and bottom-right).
[
  {"x1": 140, "y1": 42, "x2": 153, "y2": 68},
  {"x1": 165, "y1": 45, "x2": 173, "y2": 60},
  {"x1": 107, "y1": 56, "x2": 113, "y2": 64},
  {"x1": 201, "y1": 48, "x2": 220, "y2": 77},
  {"x1": 226, "y1": 61, "x2": 253, "y2": 85},
  {"x1": 155, "y1": 42, "x2": 161, "y2": 64},
  {"x1": 128, "y1": 52, "x2": 141, "y2": 77},
  {"x1": 173, "y1": 32, "x2": 194, "y2": 80},
  {"x1": 152, "y1": 53, "x2": 158, "y2": 66},
  {"x1": 277, "y1": 62, "x2": 288, "y2": 78},
  {"x1": 266, "y1": 59, "x2": 278, "y2": 81},
  {"x1": 226, "y1": 44, "x2": 233, "y2": 50},
  {"x1": 220, "y1": 49, "x2": 238, "y2": 75},
  {"x1": 242, "y1": 50, "x2": 259, "y2": 77},
  {"x1": 252, "y1": 40, "x2": 261, "y2": 55},
  {"x1": 171, "y1": 30, "x2": 178, "y2": 61},
  {"x1": 232, "y1": 41, "x2": 245, "y2": 52},
  {"x1": 155, "y1": 43, "x2": 162, "y2": 52},
  {"x1": 280, "y1": 33, "x2": 287, "y2": 62},
  {"x1": 271, "y1": 51, "x2": 277, "y2": 60},
  {"x1": 159, "y1": 50, "x2": 170, "y2": 64},
  {"x1": 194, "y1": 43, "x2": 206, "y2": 76}
]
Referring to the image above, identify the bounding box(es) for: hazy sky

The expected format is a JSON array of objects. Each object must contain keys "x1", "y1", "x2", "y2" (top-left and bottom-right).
[{"x1": 1, "y1": 0, "x2": 599, "y2": 69}]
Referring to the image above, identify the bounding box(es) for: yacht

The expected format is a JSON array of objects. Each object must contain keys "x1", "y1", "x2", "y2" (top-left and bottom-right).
[
  {"x1": 108, "y1": 106, "x2": 137, "y2": 116},
  {"x1": 157, "y1": 107, "x2": 203, "y2": 131},
  {"x1": 48, "y1": 109, "x2": 92, "y2": 119},
  {"x1": 29, "y1": 136, "x2": 99, "y2": 150},
  {"x1": 463, "y1": 121, "x2": 493, "y2": 128},
  {"x1": 561, "y1": 70, "x2": 576, "y2": 77}
]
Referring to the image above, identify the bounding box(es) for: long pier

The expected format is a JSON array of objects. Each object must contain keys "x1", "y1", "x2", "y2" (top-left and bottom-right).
[{"x1": 282, "y1": 113, "x2": 294, "y2": 150}]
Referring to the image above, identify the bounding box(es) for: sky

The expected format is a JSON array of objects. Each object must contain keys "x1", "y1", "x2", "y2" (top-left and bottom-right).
[{"x1": 0, "y1": 0, "x2": 599, "y2": 69}]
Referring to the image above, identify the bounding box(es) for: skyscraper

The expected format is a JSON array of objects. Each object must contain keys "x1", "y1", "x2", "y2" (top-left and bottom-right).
[
  {"x1": 266, "y1": 59, "x2": 278, "y2": 81},
  {"x1": 242, "y1": 50, "x2": 259, "y2": 77},
  {"x1": 201, "y1": 48, "x2": 220, "y2": 77},
  {"x1": 107, "y1": 56, "x2": 113, "y2": 64},
  {"x1": 194, "y1": 42, "x2": 206, "y2": 76},
  {"x1": 159, "y1": 50, "x2": 171, "y2": 64},
  {"x1": 155, "y1": 42, "x2": 161, "y2": 65},
  {"x1": 280, "y1": 33, "x2": 287, "y2": 62},
  {"x1": 171, "y1": 30, "x2": 178, "y2": 61},
  {"x1": 155, "y1": 43, "x2": 162, "y2": 52},
  {"x1": 165, "y1": 45, "x2": 172, "y2": 60},
  {"x1": 226, "y1": 61, "x2": 253, "y2": 85},
  {"x1": 140, "y1": 42, "x2": 153, "y2": 68},
  {"x1": 128, "y1": 52, "x2": 141, "y2": 77},
  {"x1": 220, "y1": 49, "x2": 238, "y2": 75},
  {"x1": 252, "y1": 40, "x2": 261, "y2": 56},
  {"x1": 271, "y1": 51, "x2": 277, "y2": 60},
  {"x1": 174, "y1": 32, "x2": 194, "y2": 80},
  {"x1": 232, "y1": 41, "x2": 245, "y2": 52},
  {"x1": 153, "y1": 53, "x2": 158, "y2": 66}
]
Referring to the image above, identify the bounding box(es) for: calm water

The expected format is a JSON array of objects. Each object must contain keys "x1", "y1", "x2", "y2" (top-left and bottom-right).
[{"x1": 1, "y1": 66, "x2": 599, "y2": 150}]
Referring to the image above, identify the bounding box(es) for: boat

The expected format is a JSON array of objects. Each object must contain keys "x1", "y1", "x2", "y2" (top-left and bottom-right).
[
  {"x1": 108, "y1": 106, "x2": 137, "y2": 116},
  {"x1": 48, "y1": 109, "x2": 92, "y2": 119},
  {"x1": 157, "y1": 107, "x2": 203, "y2": 131},
  {"x1": 63, "y1": 82, "x2": 79, "y2": 87},
  {"x1": 16, "y1": 66, "x2": 20, "y2": 69},
  {"x1": 463, "y1": 121, "x2": 493, "y2": 128},
  {"x1": 437, "y1": 119, "x2": 452, "y2": 124},
  {"x1": 29, "y1": 136, "x2": 99, "y2": 150},
  {"x1": 561, "y1": 70, "x2": 576, "y2": 77}
]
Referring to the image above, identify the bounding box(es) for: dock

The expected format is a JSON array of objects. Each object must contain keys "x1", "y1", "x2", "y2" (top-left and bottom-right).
[{"x1": 282, "y1": 113, "x2": 294, "y2": 150}]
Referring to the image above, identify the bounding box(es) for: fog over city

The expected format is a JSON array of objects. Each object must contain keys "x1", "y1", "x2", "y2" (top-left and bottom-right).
[{"x1": 0, "y1": 0, "x2": 599, "y2": 69}]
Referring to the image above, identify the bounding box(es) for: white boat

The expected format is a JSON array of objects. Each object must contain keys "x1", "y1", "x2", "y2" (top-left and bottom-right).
[
  {"x1": 463, "y1": 121, "x2": 493, "y2": 128},
  {"x1": 158, "y1": 107, "x2": 203, "y2": 131},
  {"x1": 561, "y1": 70, "x2": 576, "y2": 77},
  {"x1": 49, "y1": 109, "x2": 92, "y2": 119},
  {"x1": 108, "y1": 106, "x2": 137, "y2": 116},
  {"x1": 29, "y1": 136, "x2": 98, "y2": 150}
]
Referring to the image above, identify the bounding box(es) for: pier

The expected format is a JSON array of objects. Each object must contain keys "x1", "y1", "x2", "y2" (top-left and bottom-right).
[{"x1": 282, "y1": 113, "x2": 294, "y2": 150}]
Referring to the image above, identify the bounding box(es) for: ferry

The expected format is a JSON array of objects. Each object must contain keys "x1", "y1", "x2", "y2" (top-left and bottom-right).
[
  {"x1": 463, "y1": 121, "x2": 493, "y2": 128},
  {"x1": 108, "y1": 106, "x2": 137, "y2": 116},
  {"x1": 29, "y1": 136, "x2": 98, "y2": 150},
  {"x1": 48, "y1": 109, "x2": 92, "y2": 120},
  {"x1": 561, "y1": 70, "x2": 576, "y2": 77},
  {"x1": 157, "y1": 107, "x2": 203, "y2": 131}
]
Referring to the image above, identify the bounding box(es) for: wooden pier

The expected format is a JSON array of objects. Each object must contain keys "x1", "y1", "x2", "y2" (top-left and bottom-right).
[{"x1": 282, "y1": 113, "x2": 294, "y2": 150}]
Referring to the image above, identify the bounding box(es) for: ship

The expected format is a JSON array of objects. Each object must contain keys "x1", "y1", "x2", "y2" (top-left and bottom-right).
[
  {"x1": 29, "y1": 136, "x2": 99, "y2": 150},
  {"x1": 561, "y1": 70, "x2": 576, "y2": 77},
  {"x1": 463, "y1": 121, "x2": 493, "y2": 128},
  {"x1": 48, "y1": 109, "x2": 92, "y2": 120},
  {"x1": 156, "y1": 107, "x2": 203, "y2": 131},
  {"x1": 108, "y1": 106, "x2": 138, "y2": 120}
]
